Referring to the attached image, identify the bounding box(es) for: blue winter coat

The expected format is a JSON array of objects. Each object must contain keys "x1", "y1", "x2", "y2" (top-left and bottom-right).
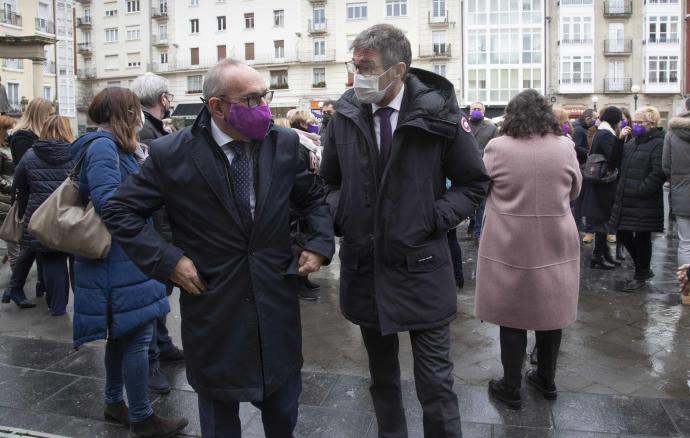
[
  {"x1": 14, "y1": 139, "x2": 74, "y2": 252},
  {"x1": 70, "y1": 131, "x2": 169, "y2": 348}
]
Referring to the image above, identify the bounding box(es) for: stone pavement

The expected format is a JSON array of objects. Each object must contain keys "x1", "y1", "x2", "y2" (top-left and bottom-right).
[{"x1": 0, "y1": 230, "x2": 688, "y2": 437}]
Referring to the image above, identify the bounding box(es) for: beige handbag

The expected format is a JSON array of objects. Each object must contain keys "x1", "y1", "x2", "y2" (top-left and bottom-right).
[
  {"x1": 28, "y1": 146, "x2": 112, "y2": 259},
  {"x1": 0, "y1": 201, "x2": 22, "y2": 243}
]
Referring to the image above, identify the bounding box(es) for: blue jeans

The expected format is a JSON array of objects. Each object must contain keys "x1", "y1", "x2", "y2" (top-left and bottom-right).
[
  {"x1": 148, "y1": 315, "x2": 175, "y2": 367},
  {"x1": 473, "y1": 199, "x2": 486, "y2": 239},
  {"x1": 105, "y1": 322, "x2": 155, "y2": 422}
]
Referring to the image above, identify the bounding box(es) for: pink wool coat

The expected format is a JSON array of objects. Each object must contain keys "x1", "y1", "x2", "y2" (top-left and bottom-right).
[{"x1": 475, "y1": 134, "x2": 582, "y2": 331}]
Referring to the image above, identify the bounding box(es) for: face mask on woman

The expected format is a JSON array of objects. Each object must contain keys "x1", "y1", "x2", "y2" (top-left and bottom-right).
[
  {"x1": 632, "y1": 124, "x2": 646, "y2": 137},
  {"x1": 561, "y1": 123, "x2": 571, "y2": 136}
]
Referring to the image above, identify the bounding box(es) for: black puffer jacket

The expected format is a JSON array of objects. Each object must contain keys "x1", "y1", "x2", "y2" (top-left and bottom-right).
[
  {"x1": 14, "y1": 139, "x2": 73, "y2": 251},
  {"x1": 609, "y1": 128, "x2": 666, "y2": 232}
]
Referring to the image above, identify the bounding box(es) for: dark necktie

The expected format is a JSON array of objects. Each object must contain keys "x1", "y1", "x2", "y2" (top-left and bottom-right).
[
  {"x1": 375, "y1": 106, "x2": 395, "y2": 166},
  {"x1": 229, "y1": 141, "x2": 253, "y2": 229}
]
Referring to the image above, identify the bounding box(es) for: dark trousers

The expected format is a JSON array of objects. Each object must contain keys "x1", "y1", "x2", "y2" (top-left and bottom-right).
[
  {"x1": 148, "y1": 284, "x2": 175, "y2": 366},
  {"x1": 499, "y1": 326, "x2": 562, "y2": 389},
  {"x1": 593, "y1": 232, "x2": 610, "y2": 257},
  {"x1": 38, "y1": 252, "x2": 70, "y2": 316},
  {"x1": 9, "y1": 247, "x2": 43, "y2": 291},
  {"x1": 361, "y1": 325, "x2": 461, "y2": 438},
  {"x1": 197, "y1": 370, "x2": 301, "y2": 438},
  {"x1": 446, "y1": 230, "x2": 463, "y2": 283},
  {"x1": 617, "y1": 230, "x2": 652, "y2": 275}
]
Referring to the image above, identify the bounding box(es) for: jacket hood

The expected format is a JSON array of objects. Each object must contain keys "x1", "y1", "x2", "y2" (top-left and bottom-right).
[
  {"x1": 336, "y1": 68, "x2": 460, "y2": 139},
  {"x1": 32, "y1": 139, "x2": 73, "y2": 165},
  {"x1": 69, "y1": 131, "x2": 117, "y2": 161},
  {"x1": 669, "y1": 112, "x2": 690, "y2": 142}
]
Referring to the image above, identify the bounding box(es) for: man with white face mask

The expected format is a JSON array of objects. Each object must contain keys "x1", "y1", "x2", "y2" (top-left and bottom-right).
[{"x1": 321, "y1": 24, "x2": 489, "y2": 438}]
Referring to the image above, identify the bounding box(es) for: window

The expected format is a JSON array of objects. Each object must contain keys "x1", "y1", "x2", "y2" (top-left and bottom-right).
[
  {"x1": 245, "y1": 13, "x2": 254, "y2": 29},
  {"x1": 313, "y1": 68, "x2": 326, "y2": 87},
  {"x1": 647, "y1": 16, "x2": 679, "y2": 43},
  {"x1": 127, "y1": 53, "x2": 141, "y2": 68},
  {"x1": 160, "y1": 52, "x2": 168, "y2": 64},
  {"x1": 190, "y1": 19, "x2": 199, "y2": 33},
  {"x1": 489, "y1": 28, "x2": 520, "y2": 64},
  {"x1": 468, "y1": 30, "x2": 487, "y2": 64},
  {"x1": 467, "y1": 69, "x2": 487, "y2": 102},
  {"x1": 159, "y1": 23, "x2": 168, "y2": 38},
  {"x1": 7, "y1": 83, "x2": 19, "y2": 109},
  {"x1": 190, "y1": 48, "x2": 199, "y2": 65},
  {"x1": 313, "y1": 7, "x2": 325, "y2": 29},
  {"x1": 561, "y1": 56, "x2": 593, "y2": 85},
  {"x1": 245, "y1": 43, "x2": 255, "y2": 61},
  {"x1": 433, "y1": 64, "x2": 447, "y2": 77},
  {"x1": 126, "y1": 25, "x2": 141, "y2": 41},
  {"x1": 274, "y1": 40, "x2": 284, "y2": 58},
  {"x1": 490, "y1": 68, "x2": 520, "y2": 102},
  {"x1": 217, "y1": 45, "x2": 226, "y2": 60},
  {"x1": 105, "y1": 28, "x2": 118, "y2": 43},
  {"x1": 105, "y1": 54, "x2": 119, "y2": 70},
  {"x1": 522, "y1": 28, "x2": 542, "y2": 63},
  {"x1": 126, "y1": 0, "x2": 140, "y2": 13},
  {"x1": 386, "y1": 0, "x2": 407, "y2": 17},
  {"x1": 314, "y1": 39, "x2": 325, "y2": 57},
  {"x1": 432, "y1": 31, "x2": 447, "y2": 55},
  {"x1": 347, "y1": 2, "x2": 367, "y2": 20},
  {"x1": 187, "y1": 75, "x2": 203, "y2": 93},
  {"x1": 648, "y1": 56, "x2": 678, "y2": 84},
  {"x1": 522, "y1": 68, "x2": 542, "y2": 90},
  {"x1": 274, "y1": 10, "x2": 284, "y2": 26},
  {"x1": 522, "y1": 0, "x2": 541, "y2": 24},
  {"x1": 432, "y1": 0, "x2": 445, "y2": 17},
  {"x1": 561, "y1": 16, "x2": 592, "y2": 44},
  {"x1": 190, "y1": 0, "x2": 199, "y2": 6},
  {"x1": 217, "y1": 16, "x2": 226, "y2": 31},
  {"x1": 270, "y1": 70, "x2": 288, "y2": 89},
  {"x1": 105, "y1": 8, "x2": 117, "y2": 17},
  {"x1": 43, "y1": 86, "x2": 51, "y2": 101}
]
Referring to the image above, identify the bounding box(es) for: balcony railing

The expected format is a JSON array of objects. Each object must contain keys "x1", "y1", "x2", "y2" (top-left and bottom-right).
[
  {"x1": 647, "y1": 37, "x2": 680, "y2": 44},
  {"x1": 77, "y1": 16, "x2": 92, "y2": 28},
  {"x1": 151, "y1": 34, "x2": 169, "y2": 46},
  {"x1": 603, "y1": 77, "x2": 632, "y2": 93},
  {"x1": 35, "y1": 18, "x2": 54, "y2": 33},
  {"x1": 308, "y1": 0, "x2": 326, "y2": 3},
  {"x1": 308, "y1": 19, "x2": 327, "y2": 34},
  {"x1": 1, "y1": 11, "x2": 22, "y2": 26},
  {"x1": 560, "y1": 78, "x2": 593, "y2": 85},
  {"x1": 76, "y1": 94, "x2": 94, "y2": 110},
  {"x1": 302, "y1": 50, "x2": 336, "y2": 63},
  {"x1": 44, "y1": 61, "x2": 56, "y2": 74},
  {"x1": 418, "y1": 44, "x2": 451, "y2": 58},
  {"x1": 1, "y1": 59, "x2": 23, "y2": 69},
  {"x1": 271, "y1": 82, "x2": 289, "y2": 90},
  {"x1": 604, "y1": 39, "x2": 632, "y2": 55},
  {"x1": 560, "y1": 38, "x2": 593, "y2": 45},
  {"x1": 76, "y1": 68, "x2": 96, "y2": 79},
  {"x1": 559, "y1": 0, "x2": 593, "y2": 5},
  {"x1": 604, "y1": 1, "x2": 632, "y2": 17},
  {"x1": 428, "y1": 11, "x2": 450, "y2": 26},
  {"x1": 77, "y1": 42, "x2": 93, "y2": 55},
  {"x1": 75, "y1": 0, "x2": 91, "y2": 3},
  {"x1": 152, "y1": 5, "x2": 168, "y2": 19}
]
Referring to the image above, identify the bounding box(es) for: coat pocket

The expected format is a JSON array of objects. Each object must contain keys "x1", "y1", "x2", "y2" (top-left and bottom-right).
[{"x1": 405, "y1": 240, "x2": 447, "y2": 273}]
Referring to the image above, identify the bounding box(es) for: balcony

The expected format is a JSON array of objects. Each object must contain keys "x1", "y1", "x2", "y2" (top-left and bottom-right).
[
  {"x1": 603, "y1": 77, "x2": 632, "y2": 93},
  {"x1": 77, "y1": 16, "x2": 92, "y2": 28},
  {"x1": 75, "y1": 0, "x2": 90, "y2": 3},
  {"x1": 77, "y1": 68, "x2": 96, "y2": 80},
  {"x1": 308, "y1": 0, "x2": 326, "y2": 3},
  {"x1": 428, "y1": 11, "x2": 452, "y2": 27},
  {"x1": 77, "y1": 42, "x2": 93, "y2": 56},
  {"x1": 646, "y1": 37, "x2": 680, "y2": 45},
  {"x1": 151, "y1": 34, "x2": 169, "y2": 46},
  {"x1": 559, "y1": 77, "x2": 594, "y2": 94},
  {"x1": 35, "y1": 18, "x2": 55, "y2": 34},
  {"x1": 76, "y1": 94, "x2": 94, "y2": 110},
  {"x1": 604, "y1": 1, "x2": 632, "y2": 17},
  {"x1": 302, "y1": 50, "x2": 336, "y2": 63},
  {"x1": 559, "y1": 0, "x2": 593, "y2": 5},
  {"x1": 604, "y1": 39, "x2": 632, "y2": 55},
  {"x1": 560, "y1": 38, "x2": 593, "y2": 45},
  {"x1": 44, "y1": 61, "x2": 56, "y2": 75},
  {"x1": 308, "y1": 19, "x2": 327, "y2": 34},
  {"x1": 1, "y1": 11, "x2": 21, "y2": 26},
  {"x1": 152, "y1": 5, "x2": 168, "y2": 20},
  {"x1": 418, "y1": 44, "x2": 451, "y2": 59},
  {"x1": 1, "y1": 59, "x2": 23, "y2": 69}
]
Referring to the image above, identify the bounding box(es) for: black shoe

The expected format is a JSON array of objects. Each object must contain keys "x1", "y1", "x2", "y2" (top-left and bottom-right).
[
  {"x1": 148, "y1": 367, "x2": 171, "y2": 394},
  {"x1": 104, "y1": 400, "x2": 129, "y2": 426},
  {"x1": 635, "y1": 269, "x2": 655, "y2": 281},
  {"x1": 456, "y1": 276, "x2": 465, "y2": 289},
  {"x1": 298, "y1": 286, "x2": 318, "y2": 301},
  {"x1": 35, "y1": 283, "x2": 44, "y2": 298},
  {"x1": 2, "y1": 288, "x2": 36, "y2": 308},
  {"x1": 590, "y1": 255, "x2": 615, "y2": 270},
  {"x1": 488, "y1": 379, "x2": 522, "y2": 410},
  {"x1": 525, "y1": 369, "x2": 557, "y2": 400},
  {"x1": 303, "y1": 277, "x2": 321, "y2": 291},
  {"x1": 130, "y1": 413, "x2": 188, "y2": 438},
  {"x1": 615, "y1": 243, "x2": 626, "y2": 262},
  {"x1": 159, "y1": 346, "x2": 185, "y2": 365},
  {"x1": 603, "y1": 252, "x2": 621, "y2": 266},
  {"x1": 622, "y1": 278, "x2": 649, "y2": 292},
  {"x1": 529, "y1": 346, "x2": 538, "y2": 365}
]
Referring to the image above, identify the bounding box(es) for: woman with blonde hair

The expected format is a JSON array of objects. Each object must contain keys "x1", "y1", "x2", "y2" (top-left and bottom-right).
[
  {"x1": 609, "y1": 106, "x2": 666, "y2": 291},
  {"x1": 10, "y1": 97, "x2": 54, "y2": 163},
  {"x1": 11, "y1": 116, "x2": 74, "y2": 315},
  {"x1": 553, "y1": 107, "x2": 573, "y2": 139}
]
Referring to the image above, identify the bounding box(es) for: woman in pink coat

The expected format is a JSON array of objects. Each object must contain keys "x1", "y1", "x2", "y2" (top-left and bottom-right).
[{"x1": 475, "y1": 89, "x2": 582, "y2": 410}]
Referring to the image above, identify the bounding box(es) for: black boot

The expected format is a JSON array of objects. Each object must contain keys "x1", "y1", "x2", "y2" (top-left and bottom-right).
[
  {"x1": 603, "y1": 247, "x2": 621, "y2": 266},
  {"x1": 590, "y1": 254, "x2": 615, "y2": 270},
  {"x1": 525, "y1": 369, "x2": 557, "y2": 400},
  {"x1": 488, "y1": 379, "x2": 522, "y2": 410},
  {"x1": 615, "y1": 242, "x2": 626, "y2": 263},
  {"x1": 148, "y1": 366, "x2": 171, "y2": 394},
  {"x1": 2, "y1": 288, "x2": 36, "y2": 308},
  {"x1": 104, "y1": 400, "x2": 129, "y2": 426},
  {"x1": 130, "y1": 413, "x2": 188, "y2": 438}
]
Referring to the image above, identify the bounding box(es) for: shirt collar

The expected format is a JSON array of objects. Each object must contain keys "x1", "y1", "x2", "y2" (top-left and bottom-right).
[
  {"x1": 210, "y1": 118, "x2": 234, "y2": 147},
  {"x1": 372, "y1": 84, "x2": 405, "y2": 114}
]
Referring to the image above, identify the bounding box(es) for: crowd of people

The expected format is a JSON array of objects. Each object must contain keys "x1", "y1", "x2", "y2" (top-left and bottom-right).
[{"x1": 0, "y1": 22, "x2": 688, "y2": 438}]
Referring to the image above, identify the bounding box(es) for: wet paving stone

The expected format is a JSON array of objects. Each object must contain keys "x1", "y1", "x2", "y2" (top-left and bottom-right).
[
  {"x1": 493, "y1": 425, "x2": 555, "y2": 438},
  {"x1": 292, "y1": 405, "x2": 374, "y2": 438},
  {"x1": 0, "y1": 405, "x2": 129, "y2": 438},
  {"x1": 35, "y1": 376, "x2": 106, "y2": 422},
  {"x1": 0, "y1": 334, "x2": 73, "y2": 370},
  {"x1": 0, "y1": 364, "x2": 77, "y2": 409},
  {"x1": 660, "y1": 399, "x2": 690, "y2": 436},
  {"x1": 46, "y1": 344, "x2": 106, "y2": 379},
  {"x1": 300, "y1": 371, "x2": 339, "y2": 407},
  {"x1": 457, "y1": 384, "x2": 554, "y2": 429},
  {"x1": 554, "y1": 431, "x2": 618, "y2": 438}
]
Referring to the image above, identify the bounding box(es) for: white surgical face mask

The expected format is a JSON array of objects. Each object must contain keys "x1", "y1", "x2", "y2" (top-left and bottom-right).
[
  {"x1": 354, "y1": 67, "x2": 395, "y2": 104},
  {"x1": 136, "y1": 110, "x2": 145, "y2": 133}
]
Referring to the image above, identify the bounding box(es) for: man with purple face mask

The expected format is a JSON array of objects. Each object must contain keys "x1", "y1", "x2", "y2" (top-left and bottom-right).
[{"x1": 100, "y1": 59, "x2": 335, "y2": 437}]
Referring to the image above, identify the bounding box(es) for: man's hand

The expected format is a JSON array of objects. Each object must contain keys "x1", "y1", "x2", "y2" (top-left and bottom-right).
[
  {"x1": 298, "y1": 251, "x2": 326, "y2": 276},
  {"x1": 170, "y1": 256, "x2": 207, "y2": 295}
]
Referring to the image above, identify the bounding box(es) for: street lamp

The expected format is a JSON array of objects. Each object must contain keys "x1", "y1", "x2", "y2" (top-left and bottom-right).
[
  {"x1": 631, "y1": 84, "x2": 641, "y2": 110},
  {"x1": 592, "y1": 95, "x2": 598, "y2": 112}
]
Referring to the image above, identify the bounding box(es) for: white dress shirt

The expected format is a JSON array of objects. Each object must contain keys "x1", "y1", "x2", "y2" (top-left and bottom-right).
[
  {"x1": 371, "y1": 84, "x2": 405, "y2": 151},
  {"x1": 210, "y1": 118, "x2": 256, "y2": 217}
]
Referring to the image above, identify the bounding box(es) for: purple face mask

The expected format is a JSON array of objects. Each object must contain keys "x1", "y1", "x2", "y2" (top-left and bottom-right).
[
  {"x1": 561, "y1": 123, "x2": 571, "y2": 136},
  {"x1": 225, "y1": 103, "x2": 272, "y2": 140},
  {"x1": 632, "y1": 125, "x2": 646, "y2": 137},
  {"x1": 307, "y1": 124, "x2": 320, "y2": 134},
  {"x1": 470, "y1": 110, "x2": 484, "y2": 122},
  {"x1": 620, "y1": 120, "x2": 628, "y2": 129}
]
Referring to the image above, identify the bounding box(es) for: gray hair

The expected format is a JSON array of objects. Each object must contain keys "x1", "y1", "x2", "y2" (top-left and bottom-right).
[
  {"x1": 130, "y1": 73, "x2": 169, "y2": 107},
  {"x1": 203, "y1": 58, "x2": 243, "y2": 102},
  {"x1": 351, "y1": 24, "x2": 411, "y2": 70}
]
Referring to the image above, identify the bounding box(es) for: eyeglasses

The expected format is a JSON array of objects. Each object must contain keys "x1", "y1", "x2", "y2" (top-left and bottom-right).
[
  {"x1": 345, "y1": 61, "x2": 385, "y2": 77},
  {"x1": 163, "y1": 92, "x2": 174, "y2": 102},
  {"x1": 218, "y1": 90, "x2": 274, "y2": 108}
]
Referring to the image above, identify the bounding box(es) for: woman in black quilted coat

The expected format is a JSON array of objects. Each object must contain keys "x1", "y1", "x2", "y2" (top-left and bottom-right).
[
  {"x1": 609, "y1": 106, "x2": 666, "y2": 292},
  {"x1": 12, "y1": 116, "x2": 74, "y2": 315}
]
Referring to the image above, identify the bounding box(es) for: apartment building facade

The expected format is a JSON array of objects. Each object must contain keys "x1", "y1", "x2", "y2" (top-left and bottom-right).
[
  {"x1": 549, "y1": 0, "x2": 685, "y2": 121},
  {"x1": 0, "y1": 0, "x2": 76, "y2": 122}
]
